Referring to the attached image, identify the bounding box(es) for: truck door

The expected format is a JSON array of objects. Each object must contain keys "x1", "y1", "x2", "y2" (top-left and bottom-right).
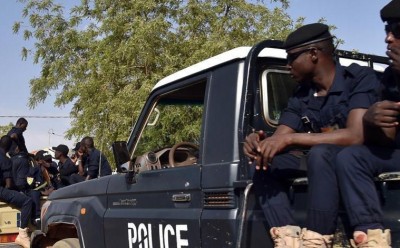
[{"x1": 104, "y1": 77, "x2": 207, "y2": 248}]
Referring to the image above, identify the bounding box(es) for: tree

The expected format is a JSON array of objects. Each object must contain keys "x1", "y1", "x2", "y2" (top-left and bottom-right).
[
  {"x1": 0, "y1": 123, "x2": 13, "y2": 137},
  {"x1": 14, "y1": 0, "x2": 301, "y2": 165}
]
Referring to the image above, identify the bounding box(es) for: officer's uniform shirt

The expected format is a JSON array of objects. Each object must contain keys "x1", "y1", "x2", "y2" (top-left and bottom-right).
[
  {"x1": 49, "y1": 161, "x2": 60, "y2": 178},
  {"x1": 85, "y1": 148, "x2": 112, "y2": 178},
  {"x1": 380, "y1": 66, "x2": 400, "y2": 148},
  {"x1": 10, "y1": 153, "x2": 31, "y2": 190},
  {"x1": 279, "y1": 63, "x2": 380, "y2": 133},
  {"x1": 7, "y1": 127, "x2": 28, "y2": 156},
  {"x1": 28, "y1": 164, "x2": 44, "y2": 189},
  {"x1": 59, "y1": 158, "x2": 78, "y2": 185},
  {"x1": 0, "y1": 148, "x2": 12, "y2": 187}
]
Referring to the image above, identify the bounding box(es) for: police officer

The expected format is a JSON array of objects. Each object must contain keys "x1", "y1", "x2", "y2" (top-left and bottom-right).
[
  {"x1": 11, "y1": 147, "x2": 42, "y2": 228},
  {"x1": 0, "y1": 135, "x2": 32, "y2": 248},
  {"x1": 53, "y1": 144, "x2": 77, "y2": 187},
  {"x1": 335, "y1": 1, "x2": 400, "y2": 247},
  {"x1": 243, "y1": 23, "x2": 380, "y2": 247},
  {"x1": 80, "y1": 137, "x2": 111, "y2": 178},
  {"x1": 7, "y1": 117, "x2": 29, "y2": 156},
  {"x1": 35, "y1": 150, "x2": 59, "y2": 191},
  {"x1": 70, "y1": 137, "x2": 111, "y2": 183}
]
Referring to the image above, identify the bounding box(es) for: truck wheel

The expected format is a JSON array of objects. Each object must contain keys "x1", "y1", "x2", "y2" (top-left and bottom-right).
[{"x1": 52, "y1": 238, "x2": 80, "y2": 248}]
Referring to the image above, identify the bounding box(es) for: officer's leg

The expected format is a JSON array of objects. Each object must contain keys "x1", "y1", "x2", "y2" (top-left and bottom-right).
[
  {"x1": 336, "y1": 145, "x2": 382, "y2": 232},
  {"x1": 69, "y1": 174, "x2": 85, "y2": 184},
  {"x1": 253, "y1": 152, "x2": 305, "y2": 227},
  {"x1": 253, "y1": 152, "x2": 306, "y2": 247},
  {"x1": 306, "y1": 144, "x2": 343, "y2": 235},
  {"x1": 0, "y1": 187, "x2": 32, "y2": 228},
  {"x1": 336, "y1": 145, "x2": 398, "y2": 231},
  {"x1": 336, "y1": 145, "x2": 400, "y2": 246},
  {"x1": 25, "y1": 189, "x2": 41, "y2": 224}
]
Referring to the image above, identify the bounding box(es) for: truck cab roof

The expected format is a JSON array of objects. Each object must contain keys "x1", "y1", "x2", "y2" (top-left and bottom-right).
[{"x1": 153, "y1": 45, "x2": 387, "y2": 91}]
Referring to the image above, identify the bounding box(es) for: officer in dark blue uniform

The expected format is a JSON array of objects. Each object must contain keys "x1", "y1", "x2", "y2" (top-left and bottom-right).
[
  {"x1": 7, "y1": 118, "x2": 42, "y2": 227},
  {"x1": 80, "y1": 136, "x2": 111, "y2": 179},
  {"x1": 35, "y1": 150, "x2": 60, "y2": 190},
  {"x1": 243, "y1": 23, "x2": 380, "y2": 246},
  {"x1": 7, "y1": 117, "x2": 28, "y2": 156},
  {"x1": 70, "y1": 137, "x2": 111, "y2": 184},
  {"x1": 10, "y1": 149, "x2": 43, "y2": 228},
  {"x1": 53, "y1": 144, "x2": 77, "y2": 187},
  {"x1": 0, "y1": 135, "x2": 32, "y2": 247},
  {"x1": 335, "y1": 1, "x2": 400, "y2": 246},
  {"x1": 7, "y1": 118, "x2": 32, "y2": 190}
]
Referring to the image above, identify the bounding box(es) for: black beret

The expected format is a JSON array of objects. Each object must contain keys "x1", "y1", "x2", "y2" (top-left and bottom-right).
[
  {"x1": 283, "y1": 23, "x2": 333, "y2": 51},
  {"x1": 381, "y1": 0, "x2": 400, "y2": 22}
]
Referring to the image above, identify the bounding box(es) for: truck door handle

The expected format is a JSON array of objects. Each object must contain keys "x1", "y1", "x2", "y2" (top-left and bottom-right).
[{"x1": 172, "y1": 193, "x2": 191, "y2": 202}]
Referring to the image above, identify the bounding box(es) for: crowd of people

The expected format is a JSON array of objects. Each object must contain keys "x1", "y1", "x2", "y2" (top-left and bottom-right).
[
  {"x1": 243, "y1": 0, "x2": 400, "y2": 247},
  {"x1": 0, "y1": 117, "x2": 112, "y2": 248}
]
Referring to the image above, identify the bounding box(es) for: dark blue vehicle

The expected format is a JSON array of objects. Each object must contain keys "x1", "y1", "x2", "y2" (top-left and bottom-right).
[{"x1": 31, "y1": 41, "x2": 396, "y2": 248}]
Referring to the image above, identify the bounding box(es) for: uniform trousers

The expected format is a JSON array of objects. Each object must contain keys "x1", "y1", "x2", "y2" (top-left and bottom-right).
[
  {"x1": 23, "y1": 189, "x2": 41, "y2": 220},
  {"x1": 0, "y1": 187, "x2": 32, "y2": 228},
  {"x1": 336, "y1": 145, "x2": 400, "y2": 232},
  {"x1": 253, "y1": 144, "x2": 343, "y2": 235}
]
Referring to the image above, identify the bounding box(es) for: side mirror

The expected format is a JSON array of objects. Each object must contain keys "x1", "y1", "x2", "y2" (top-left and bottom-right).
[
  {"x1": 112, "y1": 141, "x2": 136, "y2": 184},
  {"x1": 112, "y1": 141, "x2": 131, "y2": 173}
]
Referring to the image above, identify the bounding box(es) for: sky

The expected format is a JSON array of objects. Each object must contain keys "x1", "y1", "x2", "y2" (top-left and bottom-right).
[{"x1": 0, "y1": 0, "x2": 391, "y2": 152}]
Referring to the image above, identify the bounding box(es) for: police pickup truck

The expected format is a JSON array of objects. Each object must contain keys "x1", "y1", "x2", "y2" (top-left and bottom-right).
[{"x1": 30, "y1": 40, "x2": 397, "y2": 248}]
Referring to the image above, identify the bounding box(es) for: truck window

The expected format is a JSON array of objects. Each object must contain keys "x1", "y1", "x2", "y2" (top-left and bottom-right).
[
  {"x1": 260, "y1": 69, "x2": 297, "y2": 126},
  {"x1": 259, "y1": 63, "x2": 386, "y2": 128},
  {"x1": 133, "y1": 80, "x2": 205, "y2": 169}
]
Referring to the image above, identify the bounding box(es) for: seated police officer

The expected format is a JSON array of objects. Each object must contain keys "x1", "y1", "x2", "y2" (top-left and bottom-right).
[
  {"x1": 243, "y1": 23, "x2": 380, "y2": 247},
  {"x1": 35, "y1": 150, "x2": 59, "y2": 191},
  {"x1": 0, "y1": 135, "x2": 32, "y2": 248},
  {"x1": 53, "y1": 144, "x2": 77, "y2": 187},
  {"x1": 335, "y1": 1, "x2": 400, "y2": 247},
  {"x1": 70, "y1": 137, "x2": 111, "y2": 184},
  {"x1": 11, "y1": 146, "x2": 43, "y2": 228}
]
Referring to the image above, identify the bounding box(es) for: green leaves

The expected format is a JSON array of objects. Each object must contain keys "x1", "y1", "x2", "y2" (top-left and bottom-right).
[
  {"x1": 0, "y1": 123, "x2": 14, "y2": 137},
  {"x1": 16, "y1": 0, "x2": 298, "y2": 167}
]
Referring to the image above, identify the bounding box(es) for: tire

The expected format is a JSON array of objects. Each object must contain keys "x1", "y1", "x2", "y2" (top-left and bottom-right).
[{"x1": 52, "y1": 238, "x2": 81, "y2": 248}]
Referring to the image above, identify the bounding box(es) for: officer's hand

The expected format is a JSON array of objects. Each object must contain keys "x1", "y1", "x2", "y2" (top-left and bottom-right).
[
  {"x1": 257, "y1": 134, "x2": 292, "y2": 170},
  {"x1": 387, "y1": 45, "x2": 400, "y2": 73},
  {"x1": 243, "y1": 130, "x2": 265, "y2": 162},
  {"x1": 71, "y1": 154, "x2": 77, "y2": 163},
  {"x1": 363, "y1": 101, "x2": 400, "y2": 127},
  {"x1": 77, "y1": 150, "x2": 84, "y2": 159}
]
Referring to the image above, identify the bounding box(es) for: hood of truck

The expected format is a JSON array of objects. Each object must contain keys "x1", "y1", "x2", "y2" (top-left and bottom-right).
[{"x1": 49, "y1": 176, "x2": 112, "y2": 200}]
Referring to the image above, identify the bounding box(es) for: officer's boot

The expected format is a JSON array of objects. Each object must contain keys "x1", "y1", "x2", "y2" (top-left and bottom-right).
[
  {"x1": 15, "y1": 227, "x2": 31, "y2": 248},
  {"x1": 300, "y1": 228, "x2": 333, "y2": 248},
  {"x1": 270, "y1": 225, "x2": 301, "y2": 248},
  {"x1": 350, "y1": 229, "x2": 391, "y2": 248}
]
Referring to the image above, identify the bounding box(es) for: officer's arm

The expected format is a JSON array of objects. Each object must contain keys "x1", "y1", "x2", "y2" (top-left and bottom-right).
[
  {"x1": 363, "y1": 126, "x2": 397, "y2": 147},
  {"x1": 9, "y1": 133, "x2": 17, "y2": 140},
  {"x1": 77, "y1": 160, "x2": 85, "y2": 176},
  {"x1": 362, "y1": 101, "x2": 400, "y2": 146},
  {"x1": 286, "y1": 108, "x2": 367, "y2": 146},
  {"x1": 4, "y1": 178, "x2": 12, "y2": 189}
]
